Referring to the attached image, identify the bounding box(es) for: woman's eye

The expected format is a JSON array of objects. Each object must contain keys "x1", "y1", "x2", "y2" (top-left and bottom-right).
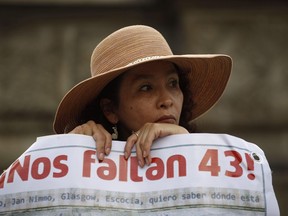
[
  {"x1": 140, "y1": 84, "x2": 152, "y2": 91},
  {"x1": 170, "y1": 79, "x2": 179, "y2": 88}
]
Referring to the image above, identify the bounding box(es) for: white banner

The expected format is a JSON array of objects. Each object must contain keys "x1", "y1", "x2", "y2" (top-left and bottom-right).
[{"x1": 0, "y1": 134, "x2": 279, "y2": 215}]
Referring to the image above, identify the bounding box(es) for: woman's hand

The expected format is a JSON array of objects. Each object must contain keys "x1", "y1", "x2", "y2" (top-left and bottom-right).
[
  {"x1": 69, "y1": 120, "x2": 112, "y2": 161},
  {"x1": 124, "y1": 123, "x2": 189, "y2": 168}
]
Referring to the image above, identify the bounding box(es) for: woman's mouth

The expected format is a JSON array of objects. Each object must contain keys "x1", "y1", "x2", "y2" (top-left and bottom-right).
[{"x1": 155, "y1": 115, "x2": 177, "y2": 124}]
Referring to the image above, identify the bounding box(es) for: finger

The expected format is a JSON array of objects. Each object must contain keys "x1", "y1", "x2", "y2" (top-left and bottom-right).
[
  {"x1": 136, "y1": 141, "x2": 144, "y2": 168},
  {"x1": 134, "y1": 131, "x2": 145, "y2": 167},
  {"x1": 124, "y1": 133, "x2": 138, "y2": 159},
  {"x1": 145, "y1": 154, "x2": 152, "y2": 166},
  {"x1": 97, "y1": 124, "x2": 112, "y2": 156},
  {"x1": 86, "y1": 122, "x2": 110, "y2": 161},
  {"x1": 130, "y1": 131, "x2": 145, "y2": 168},
  {"x1": 141, "y1": 140, "x2": 153, "y2": 166},
  {"x1": 137, "y1": 123, "x2": 163, "y2": 166},
  {"x1": 138, "y1": 126, "x2": 155, "y2": 159},
  {"x1": 86, "y1": 121, "x2": 112, "y2": 155},
  {"x1": 69, "y1": 123, "x2": 93, "y2": 135}
]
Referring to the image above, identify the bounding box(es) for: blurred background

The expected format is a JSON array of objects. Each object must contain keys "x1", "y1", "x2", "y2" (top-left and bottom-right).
[{"x1": 0, "y1": 0, "x2": 287, "y2": 213}]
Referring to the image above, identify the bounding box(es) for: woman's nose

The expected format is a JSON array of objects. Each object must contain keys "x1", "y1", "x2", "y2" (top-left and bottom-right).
[
  {"x1": 157, "y1": 91, "x2": 173, "y2": 109},
  {"x1": 160, "y1": 99, "x2": 173, "y2": 109}
]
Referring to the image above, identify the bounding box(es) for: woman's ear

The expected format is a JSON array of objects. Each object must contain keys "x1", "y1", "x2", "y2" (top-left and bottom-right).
[{"x1": 100, "y1": 98, "x2": 119, "y2": 124}]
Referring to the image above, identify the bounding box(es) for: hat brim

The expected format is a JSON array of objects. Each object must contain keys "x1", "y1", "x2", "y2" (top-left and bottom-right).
[{"x1": 53, "y1": 54, "x2": 232, "y2": 133}]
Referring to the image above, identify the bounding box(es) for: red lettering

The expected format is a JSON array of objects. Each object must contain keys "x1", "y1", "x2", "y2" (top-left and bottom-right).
[
  {"x1": 146, "y1": 157, "x2": 164, "y2": 180},
  {"x1": 245, "y1": 153, "x2": 255, "y2": 180},
  {"x1": 199, "y1": 149, "x2": 220, "y2": 176},
  {"x1": 0, "y1": 171, "x2": 6, "y2": 189},
  {"x1": 8, "y1": 155, "x2": 31, "y2": 183},
  {"x1": 130, "y1": 157, "x2": 143, "y2": 182},
  {"x1": 31, "y1": 157, "x2": 51, "y2": 179},
  {"x1": 225, "y1": 150, "x2": 243, "y2": 178},
  {"x1": 97, "y1": 158, "x2": 116, "y2": 180},
  {"x1": 119, "y1": 155, "x2": 128, "y2": 181},
  {"x1": 167, "y1": 154, "x2": 186, "y2": 178},
  {"x1": 82, "y1": 150, "x2": 189, "y2": 182},
  {"x1": 82, "y1": 150, "x2": 96, "y2": 177},
  {"x1": 53, "y1": 155, "x2": 68, "y2": 178},
  {"x1": 2, "y1": 154, "x2": 69, "y2": 188}
]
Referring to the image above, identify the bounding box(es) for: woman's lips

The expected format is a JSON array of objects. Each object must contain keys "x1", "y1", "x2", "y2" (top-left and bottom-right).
[{"x1": 155, "y1": 115, "x2": 176, "y2": 124}]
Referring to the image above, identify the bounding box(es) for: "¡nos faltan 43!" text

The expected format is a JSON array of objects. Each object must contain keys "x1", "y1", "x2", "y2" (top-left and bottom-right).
[
  {"x1": 0, "y1": 147, "x2": 263, "y2": 210},
  {"x1": 0, "y1": 148, "x2": 258, "y2": 189}
]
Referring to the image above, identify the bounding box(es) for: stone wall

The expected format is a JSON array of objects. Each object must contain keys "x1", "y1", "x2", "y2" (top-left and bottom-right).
[{"x1": 0, "y1": 0, "x2": 287, "y2": 213}]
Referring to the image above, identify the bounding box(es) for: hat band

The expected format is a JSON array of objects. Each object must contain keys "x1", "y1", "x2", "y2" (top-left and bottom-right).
[{"x1": 127, "y1": 56, "x2": 163, "y2": 66}]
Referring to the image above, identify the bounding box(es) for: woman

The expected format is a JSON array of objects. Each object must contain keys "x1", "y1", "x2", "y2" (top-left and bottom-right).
[{"x1": 53, "y1": 25, "x2": 232, "y2": 167}]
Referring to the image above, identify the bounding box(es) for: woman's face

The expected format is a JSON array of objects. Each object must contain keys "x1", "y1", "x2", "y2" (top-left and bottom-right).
[{"x1": 114, "y1": 61, "x2": 184, "y2": 135}]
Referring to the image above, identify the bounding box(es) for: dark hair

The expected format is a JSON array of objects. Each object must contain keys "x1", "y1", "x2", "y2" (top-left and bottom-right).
[
  {"x1": 81, "y1": 63, "x2": 197, "y2": 136},
  {"x1": 81, "y1": 75, "x2": 123, "y2": 135},
  {"x1": 176, "y1": 65, "x2": 197, "y2": 133}
]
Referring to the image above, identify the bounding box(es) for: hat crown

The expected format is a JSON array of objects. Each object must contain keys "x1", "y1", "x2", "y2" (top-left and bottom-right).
[{"x1": 90, "y1": 25, "x2": 173, "y2": 76}]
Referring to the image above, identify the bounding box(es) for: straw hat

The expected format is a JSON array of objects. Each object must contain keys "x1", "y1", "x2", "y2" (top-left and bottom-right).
[{"x1": 53, "y1": 25, "x2": 232, "y2": 134}]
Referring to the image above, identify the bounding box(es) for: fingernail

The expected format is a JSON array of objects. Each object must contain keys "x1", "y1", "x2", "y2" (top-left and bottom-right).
[
  {"x1": 143, "y1": 151, "x2": 147, "y2": 157},
  {"x1": 99, "y1": 153, "x2": 104, "y2": 161},
  {"x1": 124, "y1": 152, "x2": 128, "y2": 160},
  {"x1": 145, "y1": 158, "x2": 150, "y2": 166},
  {"x1": 105, "y1": 148, "x2": 110, "y2": 155},
  {"x1": 138, "y1": 160, "x2": 143, "y2": 167}
]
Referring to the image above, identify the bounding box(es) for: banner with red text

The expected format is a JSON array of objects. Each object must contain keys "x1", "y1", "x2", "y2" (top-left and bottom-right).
[{"x1": 0, "y1": 134, "x2": 279, "y2": 215}]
